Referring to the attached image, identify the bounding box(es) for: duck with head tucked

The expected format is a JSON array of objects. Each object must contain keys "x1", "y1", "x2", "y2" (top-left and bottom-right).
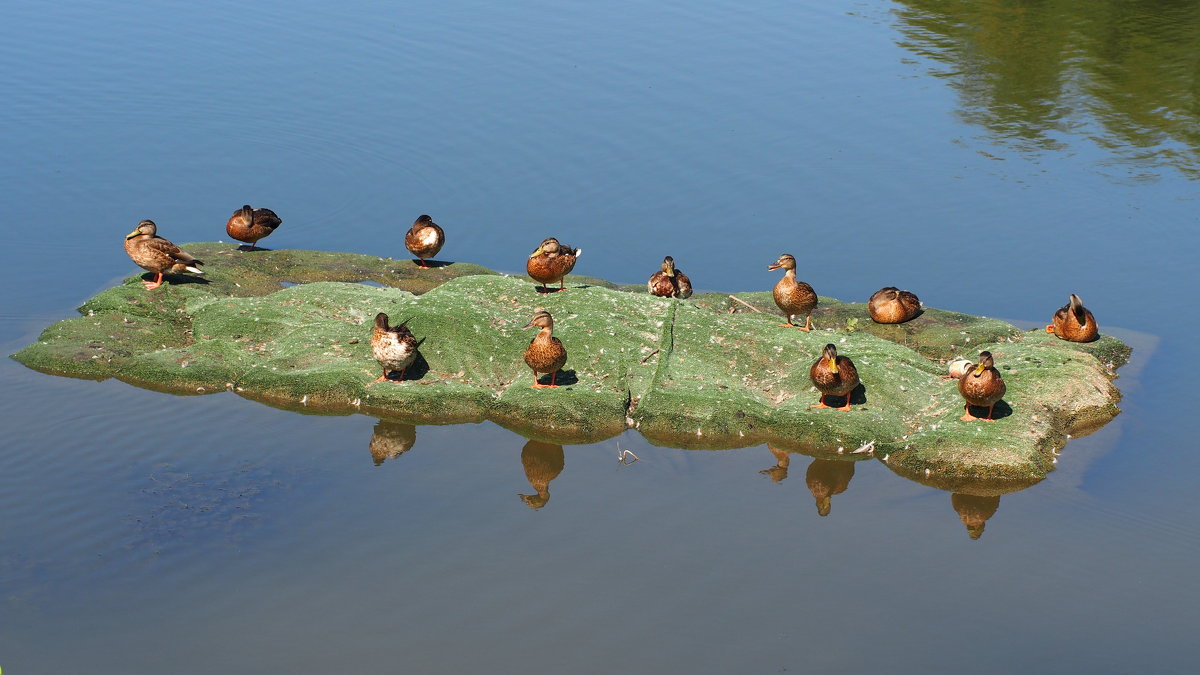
[
  {"x1": 527, "y1": 237, "x2": 581, "y2": 293},
  {"x1": 522, "y1": 310, "x2": 568, "y2": 388},
  {"x1": 868, "y1": 286, "x2": 921, "y2": 324},
  {"x1": 225, "y1": 204, "x2": 282, "y2": 250},
  {"x1": 124, "y1": 220, "x2": 204, "y2": 290},
  {"x1": 768, "y1": 253, "x2": 817, "y2": 331},
  {"x1": 371, "y1": 313, "x2": 418, "y2": 382},
  {"x1": 1046, "y1": 293, "x2": 1098, "y2": 343},
  {"x1": 647, "y1": 256, "x2": 692, "y2": 299},
  {"x1": 958, "y1": 350, "x2": 1006, "y2": 421},
  {"x1": 404, "y1": 214, "x2": 445, "y2": 269},
  {"x1": 809, "y1": 343, "x2": 859, "y2": 411}
]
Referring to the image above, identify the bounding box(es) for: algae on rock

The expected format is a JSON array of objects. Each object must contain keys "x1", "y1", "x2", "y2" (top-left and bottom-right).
[{"x1": 12, "y1": 245, "x2": 1131, "y2": 483}]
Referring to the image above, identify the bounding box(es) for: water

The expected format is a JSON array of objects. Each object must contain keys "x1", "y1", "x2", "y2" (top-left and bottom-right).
[{"x1": 2, "y1": 0, "x2": 1198, "y2": 672}]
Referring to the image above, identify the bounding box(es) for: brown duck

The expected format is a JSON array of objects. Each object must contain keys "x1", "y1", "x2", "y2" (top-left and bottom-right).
[
  {"x1": 647, "y1": 256, "x2": 693, "y2": 298},
  {"x1": 809, "y1": 343, "x2": 859, "y2": 411},
  {"x1": 404, "y1": 214, "x2": 445, "y2": 268},
  {"x1": 958, "y1": 350, "x2": 1006, "y2": 421},
  {"x1": 1046, "y1": 293, "x2": 1098, "y2": 343},
  {"x1": 768, "y1": 253, "x2": 817, "y2": 330},
  {"x1": 527, "y1": 237, "x2": 581, "y2": 292},
  {"x1": 522, "y1": 310, "x2": 568, "y2": 388},
  {"x1": 806, "y1": 458, "x2": 856, "y2": 517},
  {"x1": 123, "y1": 220, "x2": 204, "y2": 290},
  {"x1": 225, "y1": 204, "x2": 282, "y2": 250},
  {"x1": 518, "y1": 439, "x2": 565, "y2": 510},
  {"x1": 371, "y1": 313, "x2": 418, "y2": 382},
  {"x1": 868, "y1": 286, "x2": 921, "y2": 324}
]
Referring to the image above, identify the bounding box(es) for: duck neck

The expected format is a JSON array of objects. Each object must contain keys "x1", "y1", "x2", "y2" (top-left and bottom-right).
[
  {"x1": 784, "y1": 267, "x2": 796, "y2": 280},
  {"x1": 537, "y1": 326, "x2": 554, "y2": 341}
]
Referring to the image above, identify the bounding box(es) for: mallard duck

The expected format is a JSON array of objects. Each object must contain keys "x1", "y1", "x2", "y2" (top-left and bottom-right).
[
  {"x1": 1046, "y1": 293, "x2": 1098, "y2": 342},
  {"x1": 768, "y1": 253, "x2": 817, "y2": 330},
  {"x1": 809, "y1": 343, "x2": 859, "y2": 411},
  {"x1": 648, "y1": 256, "x2": 693, "y2": 298},
  {"x1": 404, "y1": 214, "x2": 445, "y2": 268},
  {"x1": 868, "y1": 286, "x2": 921, "y2": 324},
  {"x1": 523, "y1": 310, "x2": 568, "y2": 388},
  {"x1": 225, "y1": 204, "x2": 281, "y2": 250},
  {"x1": 518, "y1": 439, "x2": 565, "y2": 509},
  {"x1": 527, "y1": 237, "x2": 581, "y2": 292},
  {"x1": 760, "y1": 444, "x2": 791, "y2": 482},
  {"x1": 958, "y1": 350, "x2": 1006, "y2": 421},
  {"x1": 806, "y1": 458, "x2": 856, "y2": 517},
  {"x1": 123, "y1": 220, "x2": 204, "y2": 290},
  {"x1": 371, "y1": 312, "x2": 418, "y2": 382}
]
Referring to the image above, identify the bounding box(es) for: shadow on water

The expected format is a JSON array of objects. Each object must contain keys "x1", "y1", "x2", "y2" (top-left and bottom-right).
[{"x1": 892, "y1": 0, "x2": 1200, "y2": 175}]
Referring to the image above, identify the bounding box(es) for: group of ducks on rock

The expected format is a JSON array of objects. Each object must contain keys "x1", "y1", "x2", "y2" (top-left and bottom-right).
[{"x1": 122, "y1": 212, "x2": 1101, "y2": 420}]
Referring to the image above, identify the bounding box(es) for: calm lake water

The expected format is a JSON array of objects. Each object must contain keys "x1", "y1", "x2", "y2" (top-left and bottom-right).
[{"x1": 3, "y1": 0, "x2": 1198, "y2": 672}]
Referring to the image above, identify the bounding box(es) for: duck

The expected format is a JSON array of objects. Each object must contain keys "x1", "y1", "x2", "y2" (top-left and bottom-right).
[
  {"x1": 404, "y1": 214, "x2": 445, "y2": 268},
  {"x1": 371, "y1": 312, "x2": 418, "y2": 382},
  {"x1": 518, "y1": 439, "x2": 565, "y2": 510},
  {"x1": 1046, "y1": 293, "x2": 1098, "y2": 342},
  {"x1": 958, "y1": 350, "x2": 1006, "y2": 421},
  {"x1": 809, "y1": 343, "x2": 860, "y2": 411},
  {"x1": 767, "y1": 254, "x2": 817, "y2": 330},
  {"x1": 647, "y1": 256, "x2": 693, "y2": 298},
  {"x1": 123, "y1": 220, "x2": 204, "y2": 290},
  {"x1": 527, "y1": 237, "x2": 581, "y2": 292},
  {"x1": 523, "y1": 310, "x2": 568, "y2": 388},
  {"x1": 225, "y1": 204, "x2": 281, "y2": 250},
  {"x1": 868, "y1": 286, "x2": 921, "y2": 324},
  {"x1": 805, "y1": 459, "x2": 856, "y2": 517}
]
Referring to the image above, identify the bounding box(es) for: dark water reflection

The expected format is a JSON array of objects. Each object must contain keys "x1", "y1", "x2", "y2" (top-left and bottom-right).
[{"x1": 894, "y1": 0, "x2": 1200, "y2": 175}]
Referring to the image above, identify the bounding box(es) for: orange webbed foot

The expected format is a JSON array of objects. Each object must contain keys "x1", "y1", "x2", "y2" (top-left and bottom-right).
[{"x1": 1045, "y1": 324, "x2": 1055, "y2": 334}]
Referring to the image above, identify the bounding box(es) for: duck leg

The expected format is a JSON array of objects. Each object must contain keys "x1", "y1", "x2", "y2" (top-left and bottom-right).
[
  {"x1": 779, "y1": 314, "x2": 795, "y2": 328},
  {"x1": 800, "y1": 315, "x2": 812, "y2": 332},
  {"x1": 960, "y1": 404, "x2": 980, "y2": 422},
  {"x1": 143, "y1": 272, "x2": 164, "y2": 290},
  {"x1": 1045, "y1": 324, "x2": 1055, "y2": 334},
  {"x1": 810, "y1": 395, "x2": 834, "y2": 410},
  {"x1": 836, "y1": 392, "x2": 852, "y2": 412},
  {"x1": 373, "y1": 369, "x2": 390, "y2": 383},
  {"x1": 416, "y1": 259, "x2": 429, "y2": 269},
  {"x1": 549, "y1": 370, "x2": 559, "y2": 388},
  {"x1": 531, "y1": 369, "x2": 546, "y2": 389}
]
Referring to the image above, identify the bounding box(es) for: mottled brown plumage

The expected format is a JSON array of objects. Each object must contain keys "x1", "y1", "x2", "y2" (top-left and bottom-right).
[
  {"x1": 647, "y1": 255, "x2": 693, "y2": 298},
  {"x1": 1046, "y1": 293, "x2": 1098, "y2": 342},
  {"x1": 371, "y1": 313, "x2": 418, "y2": 382},
  {"x1": 526, "y1": 237, "x2": 581, "y2": 292},
  {"x1": 404, "y1": 214, "x2": 445, "y2": 268},
  {"x1": 809, "y1": 343, "x2": 860, "y2": 411},
  {"x1": 123, "y1": 220, "x2": 204, "y2": 290},
  {"x1": 225, "y1": 204, "x2": 281, "y2": 250},
  {"x1": 868, "y1": 286, "x2": 921, "y2": 324},
  {"x1": 369, "y1": 421, "x2": 416, "y2": 466},
  {"x1": 768, "y1": 253, "x2": 817, "y2": 331},
  {"x1": 522, "y1": 310, "x2": 568, "y2": 388},
  {"x1": 806, "y1": 458, "x2": 856, "y2": 517},
  {"x1": 958, "y1": 351, "x2": 1006, "y2": 421}
]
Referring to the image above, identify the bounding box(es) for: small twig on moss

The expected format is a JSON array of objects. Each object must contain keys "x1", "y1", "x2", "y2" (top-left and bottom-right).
[
  {"x1": 640, "y1": 348, "x2": 661, "y2": 364},
  {"x1": 728, "y1": 295, "x2": 764, "y2": 313}
]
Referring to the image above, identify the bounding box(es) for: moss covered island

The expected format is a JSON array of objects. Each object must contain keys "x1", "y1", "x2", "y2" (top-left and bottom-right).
[{"x1": 12, "y1": 244, "x2": 1131, "y2": 483}]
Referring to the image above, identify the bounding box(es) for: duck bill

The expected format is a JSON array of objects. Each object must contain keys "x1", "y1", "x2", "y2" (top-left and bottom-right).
[
  {"x1": 528, "y1": 247, "x2": 543, "y2": 259},
  {"x1": 828, "y1": 357, "x2": 838, "y2": 374},
  {"x1": 767, "y1": 262, "x2": 783, "y2": 271},
  {"x1": 125, "y1": 229, "x2": 141, "y2": 239},
  {"x1": 973, "y1": 363, "x2": 986, "y2": 376},
  {"x1": 522, "y1": 321, "x2": 535, "y2": 330}
]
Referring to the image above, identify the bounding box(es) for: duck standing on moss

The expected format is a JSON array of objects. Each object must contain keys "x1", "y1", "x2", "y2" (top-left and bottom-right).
[
  {"x1": 868, "y1": 286, "x2": 921, "y2": 324},
  {"x1": 404, "y1": 214, "x2": 445, "y2": 269},
  {"x1": 809, "y1": 343, "x2": 859, "y2": 411},
  {"x1": 768, "y1": 253, "x2": 817, "y2": 331},
  {"x1": 958, "y1": 351, "x2": 1005, "y2": 421},
  {"x1": 523, "y1": 310, "x2": 568, "y2": 388},
  {"x1": 648, "y1": 256, "x2": 693, "y2": 298},
  {"x1": 371, "y1": 313, "x2": 418, "y2": 382},
  {"x1": 1046, "y1": 293, "x2": 1098, "y2": 343},
  {"x1": 527, "y1": 237, "x2": 581, "y2": 292},
  {"x1": 124, "y1": 220, "x2": 204, "y2": 290},
  {"x1": 225, "y1": 204, "x2": 282, "y2": 250}
]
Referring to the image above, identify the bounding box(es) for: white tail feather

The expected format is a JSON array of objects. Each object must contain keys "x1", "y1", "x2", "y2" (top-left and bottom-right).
[{"x1": 185, "y1": 266, "x2": 204, "y2": 274}]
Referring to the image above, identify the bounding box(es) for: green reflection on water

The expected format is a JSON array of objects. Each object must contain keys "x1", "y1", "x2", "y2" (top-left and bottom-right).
[{"x1": 893, "y1": 0, "x2": 1200, "y2": 175}]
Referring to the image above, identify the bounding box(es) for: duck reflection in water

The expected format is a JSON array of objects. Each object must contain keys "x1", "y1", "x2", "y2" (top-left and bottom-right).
[
  {"x1": 518, "y1": 439, "x2": 565, "y2": 510},
  {"x1": 369, "y1": 420, "x2": 416, "y2": 466},
  {"x1": 760, "y1": 444, "x2": 792, "y2": 482},
  {"x1": 951, "y1": 493, "x2": 1001, "y2": 539},
  {"x1": 806, "y1": 459, "x2": 856, "y2": 517}
]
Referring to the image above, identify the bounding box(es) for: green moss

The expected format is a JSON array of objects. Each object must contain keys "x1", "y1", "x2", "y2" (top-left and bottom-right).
[{"x1": 11, "y1": 246, "x2": 1131, "y2": 481}]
